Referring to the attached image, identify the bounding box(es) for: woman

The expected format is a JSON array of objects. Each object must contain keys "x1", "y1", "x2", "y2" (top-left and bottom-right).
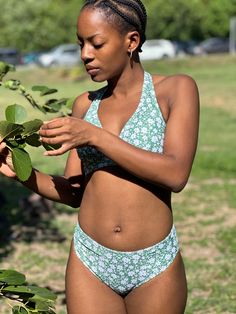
[{"x1": 0, "y1": 0, "x2": 199, "y2": 313}]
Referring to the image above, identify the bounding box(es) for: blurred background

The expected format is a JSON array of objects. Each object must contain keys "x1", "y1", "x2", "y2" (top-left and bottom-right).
[
  {"x1": 0, "y1": 0, "x2": 236, "y2": 313},
  {"x1": 0, "y1": 0, "x2": 235, "y2": 67}
]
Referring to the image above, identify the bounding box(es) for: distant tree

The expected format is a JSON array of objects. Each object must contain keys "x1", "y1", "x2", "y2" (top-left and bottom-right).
[
  {"x1": 199, "y1": 0, "x2": 236, "y2": 38},
  {"x1": 0, "y1": 0, "x2": 83, "y2": 52},
  {"x1": 0, "y1": 0, "x2": 235, "y2": 52},
  {"x1": 145, "y1": 0, "x2": 236, "y2": 40}
]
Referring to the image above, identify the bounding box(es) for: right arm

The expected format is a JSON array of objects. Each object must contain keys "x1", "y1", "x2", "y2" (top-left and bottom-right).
[
  {"x1": 18, "y1": 149, "x2": 84, "y2": 208},
  {"x1": 0, "y1": 92, "x2": 91, "y2": 208}
]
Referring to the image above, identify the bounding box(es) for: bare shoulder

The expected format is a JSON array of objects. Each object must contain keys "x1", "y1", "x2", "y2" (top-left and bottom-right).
[
  {"x1": 72, "y1": 86, "x2": 106, "y2": 118},
  {"x1": 153, "y1": 73, "x2": 198, "y2": 92},
  {"x1": 169, "y1": 74, "x2": 198, "y2": 94},
  {"x1": 153, "y1": 73, "x2": 199, "y2": 108}
]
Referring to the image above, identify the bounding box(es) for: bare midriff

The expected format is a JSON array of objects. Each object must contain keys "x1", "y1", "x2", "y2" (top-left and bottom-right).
[{"x1": 78, "y1": 166, "x2": 173, "y2": 252}]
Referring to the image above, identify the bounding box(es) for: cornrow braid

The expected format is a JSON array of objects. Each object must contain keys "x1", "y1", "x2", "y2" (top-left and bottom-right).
[
  {"x1": 114, "y1": 0, "x2": 146, "y2": 31},
  {"x1": 82, "y1": 0, "x2": 147, "y2": 52},
  {"x1": 103, "y1": 2, "x2": 140, "y2": 34},
  {"x1": 105, "y1": 0, "x2": 146, "y2": 46}
]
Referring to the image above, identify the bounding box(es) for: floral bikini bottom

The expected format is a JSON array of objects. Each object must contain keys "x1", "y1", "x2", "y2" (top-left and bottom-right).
[{"x1": 73, "y1": 222, "x2": 179, "y2": 296}]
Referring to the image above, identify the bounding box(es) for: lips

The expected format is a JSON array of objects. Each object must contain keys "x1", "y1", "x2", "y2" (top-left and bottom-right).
[{"x1": 86, "y1": 66, "x2": 100, "y2": 75}]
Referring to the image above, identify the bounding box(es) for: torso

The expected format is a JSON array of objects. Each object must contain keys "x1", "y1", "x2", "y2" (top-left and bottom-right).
[{"x1": 76, "y1": 71, "x2": 174, "y2": 251}]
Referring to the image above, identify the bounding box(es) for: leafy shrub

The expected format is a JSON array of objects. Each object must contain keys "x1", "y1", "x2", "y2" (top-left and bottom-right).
[
  {"x1": 0, "y1": 269, "x2": 57, "y2": 314},
  {"x1": 0, "y1": 61, "x2": 74, "y2": 181}
]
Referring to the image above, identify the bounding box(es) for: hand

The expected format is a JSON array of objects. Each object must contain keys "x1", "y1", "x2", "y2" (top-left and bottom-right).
[
  {"x1": 0, "y1": 141, "x2": 17, "y2": 178},
  {"x1": 39, "y1": 116, "x2": 98, "y2": 156}
]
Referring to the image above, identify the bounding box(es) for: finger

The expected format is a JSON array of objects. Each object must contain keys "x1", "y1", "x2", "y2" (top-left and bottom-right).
[
  {"x1": 40, "y1": 135, "x2": 65, "y2": 145},
  {"x1": 41, "y1": 117, "x2": 69, "y2": 130},
  {"x1": 0, "y1": 142, "x2": 6, "y2": 150},
  {"x1": 43, "y1": 145, "x2": 69, "y2": 156},
  {"x1": 39, "y1": 127, "x2": 66, "y2": 138}
]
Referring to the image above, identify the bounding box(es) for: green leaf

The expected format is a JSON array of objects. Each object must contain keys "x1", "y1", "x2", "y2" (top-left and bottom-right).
[
  {"x1": 66, "y1": 97, "x2": 75, "y2": 110},
  {"x1": 3, "y1": 79, "x2": 21, "y2": 90},
  {"x1": 22, "y1": 119, "x2": 43, "y2": 136},
  {"x1": 0, "y1": 269, "x2": 26, "y2": 285},
  {"x1": 6, "y1": 138, "x2": 26, "y2": 149},
  {"x1": 42, "y1": 142, "x2": 61, "y2": 151},
  {"x1": 5, "y1": 139, "x2": 20, "y2": 148},
  {"x1": 25, "y1": 133, "x2": 41, "y2": 147},
  {"x1": 49, "y1": 98, "x2": 66, "y2": 106},
  {"x1": 29, "y1": 295, "x2": 55, "y2": 311},
  {"x1": 42, "y1": 99, "x2": 61, "y2": 113},
  {"x1": 12, "y1": 306, "x2": 19, "y2": 314},
  {"x1": 12, "y1": 306, "x2": 28, "y2": 314},
  {"x1": 0, "y1": 121, "x2": 24, "y2": 140},
  {"x1": 32, "y1": 85, "x2": 58, "y2": 96},
  {"x1": 2, "y1": 285, "x2": 33, "y2": 295},
  {"x1": 27, "y1": 286, "x2": 57, "y2": 301},
  {"x1": 29, "y1": 296, "x2": 49, "y2": 311},
  {"x1": 12, "y1": 305, "x2": 28, "y2": 314},
  {"x1": 5, "y1": 104, "x2": 27, "y2": 123},
  {"x1": 0, "y1": 62, "x2": 15, "y2": 79},
  {"x1": 12, "y1": 148, "x2": 32, "y2": 182}
]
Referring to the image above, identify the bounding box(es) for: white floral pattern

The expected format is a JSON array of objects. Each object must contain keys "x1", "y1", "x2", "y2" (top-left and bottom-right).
[
  {"x1": 77, "y1": 72, "x2": 166, "y2": 176},
  {"x1": 74, "y1": 223, "x2": 179, "y2": 296}
]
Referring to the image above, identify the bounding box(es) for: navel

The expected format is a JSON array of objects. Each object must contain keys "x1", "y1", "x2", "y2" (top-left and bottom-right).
[{"x1": 113, "y1": 225, "x2": 122, "y2": 233}]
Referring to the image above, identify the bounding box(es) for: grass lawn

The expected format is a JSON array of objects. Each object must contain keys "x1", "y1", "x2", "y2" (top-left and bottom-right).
[{"x1": 0, "y1": 54, "x2": 236, "y2": 313}]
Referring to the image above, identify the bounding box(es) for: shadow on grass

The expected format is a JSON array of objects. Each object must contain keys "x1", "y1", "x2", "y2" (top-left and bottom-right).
[{"x1": 0, "y1": 176, "x2": 67, "y2": 261}]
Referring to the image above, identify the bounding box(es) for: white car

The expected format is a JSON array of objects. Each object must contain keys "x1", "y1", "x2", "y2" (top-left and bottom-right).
[
  {"x1": 38, "y1": 44, "x2": 80, "y2": 67},
  {"x1": 140, "y1": 39, "x2": 176, "y2": 61}
]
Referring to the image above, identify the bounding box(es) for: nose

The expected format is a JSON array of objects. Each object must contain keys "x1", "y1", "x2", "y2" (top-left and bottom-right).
[{"x1": 80, "y1": 45, "x2": 94, "y2": 63}]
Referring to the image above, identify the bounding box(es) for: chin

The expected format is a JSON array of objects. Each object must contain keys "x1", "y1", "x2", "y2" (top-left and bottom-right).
[{"x1": 90, "y1": 74, "x2": 107, "y2": 83}]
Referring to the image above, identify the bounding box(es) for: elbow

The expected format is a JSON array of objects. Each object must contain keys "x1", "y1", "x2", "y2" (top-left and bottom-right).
[
  {"x1": 171, "y1": 181, "x2": 187, "y2": 193},
  {"x1": 169, "y1": 174, "x2": 189, "y2": 193}
]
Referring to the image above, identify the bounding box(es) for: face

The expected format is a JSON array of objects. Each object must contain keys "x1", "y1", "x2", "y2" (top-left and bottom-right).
[{"x1": 77, "y1": 8, "x2": 130, "y2": 82}]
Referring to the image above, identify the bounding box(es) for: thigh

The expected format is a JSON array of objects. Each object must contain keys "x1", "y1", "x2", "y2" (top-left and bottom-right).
[
  {"x1": 65, "y1": 240, "x2": 127, "y2": 314},
  {"x1": 124, "y1": 252, "x2": 187, "y2": 314}
]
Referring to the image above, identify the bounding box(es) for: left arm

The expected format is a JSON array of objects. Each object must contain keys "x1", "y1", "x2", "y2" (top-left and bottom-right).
[
  {"x1": 39, "y1": 75, "x2": 199, "y2": 192},
  {"x1": 93, "y1": 75, "x2": 199, "y2": 192}
]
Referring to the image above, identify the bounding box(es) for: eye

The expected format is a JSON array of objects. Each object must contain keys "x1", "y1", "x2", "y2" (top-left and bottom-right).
[{"x1": 93, "y1": 43, "x2": 104, "y2": 49}]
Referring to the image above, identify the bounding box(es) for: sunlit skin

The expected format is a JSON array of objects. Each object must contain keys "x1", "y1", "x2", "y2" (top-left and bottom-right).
[{"x1": 0, "y1": 6, "x2": 199, "y2": 314}]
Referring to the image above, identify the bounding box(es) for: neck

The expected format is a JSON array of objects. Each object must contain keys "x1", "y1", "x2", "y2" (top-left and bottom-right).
[{"x1": 106, "y1": 62, "x2": 144, "y2": 98}]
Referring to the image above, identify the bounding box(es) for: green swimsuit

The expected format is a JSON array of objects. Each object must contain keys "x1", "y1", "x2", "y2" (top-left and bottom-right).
[
  {"x1": 77, "y1": 71, "x2": 166, "y2": 176},
  {"x1": 74, "y1": 71, "x2": 179, "y2": 296}
]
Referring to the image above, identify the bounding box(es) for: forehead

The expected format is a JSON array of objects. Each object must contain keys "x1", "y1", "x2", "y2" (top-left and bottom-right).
[{"x1": 77, "y1": 7, "x2": 119, "y2": 37}]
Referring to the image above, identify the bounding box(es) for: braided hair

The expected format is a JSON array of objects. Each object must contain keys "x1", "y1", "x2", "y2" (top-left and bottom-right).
[{"x1": 81, "y1": 0, "x2": 147, "y2": 52}]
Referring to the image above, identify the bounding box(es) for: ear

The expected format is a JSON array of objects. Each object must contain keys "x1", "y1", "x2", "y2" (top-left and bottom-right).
[{"x1": 126, "y1": 31, "x2": 140, "y2": 53}]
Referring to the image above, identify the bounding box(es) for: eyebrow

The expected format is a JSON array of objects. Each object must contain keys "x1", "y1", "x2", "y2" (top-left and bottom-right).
[{"x1": 76, "y1": 32, "x2": 102, "y2": 41}]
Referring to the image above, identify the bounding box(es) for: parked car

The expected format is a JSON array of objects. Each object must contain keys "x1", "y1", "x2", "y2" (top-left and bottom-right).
[
  {"x1": 22, "y1": 51, "x2": 43, "y2": 65},
  {"x1": 0, "y1": 48, "x2": 21, "y2": 65},
  {"x1": 37, "y1": 44, "x2": 80, "y2": 67},
  {"x1": 192, "y1": 37, "x2": 229, "y2": 55},
  {"x1": 173, "y1": 40, "x2": 200, "y2": 56},
  {"x1": 140, "y1": 39, "x2": 176, "y2": 61}
]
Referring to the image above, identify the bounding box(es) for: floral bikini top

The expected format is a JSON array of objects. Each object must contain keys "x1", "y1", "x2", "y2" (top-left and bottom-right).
[{"x1": 77, "y1": 71, "x2": 166, "y2": 176}]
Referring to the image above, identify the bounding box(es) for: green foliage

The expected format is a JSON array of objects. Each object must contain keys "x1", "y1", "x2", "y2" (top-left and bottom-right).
[
  {"x1": 145, "y1": 0, "x2": 236, "y2": 40},
  {"x1": 0, "y1": 61, "x2": 74, "y2": 181},
  {"x1": 0, "y1": 0, "x2": 235, "y2": 51},
  {"x1": 0, "y1": 0, "x2": 84, "y2": 53},
  {"x1": 0, "y1": 269, "x2": 56, "y2": 314}
]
